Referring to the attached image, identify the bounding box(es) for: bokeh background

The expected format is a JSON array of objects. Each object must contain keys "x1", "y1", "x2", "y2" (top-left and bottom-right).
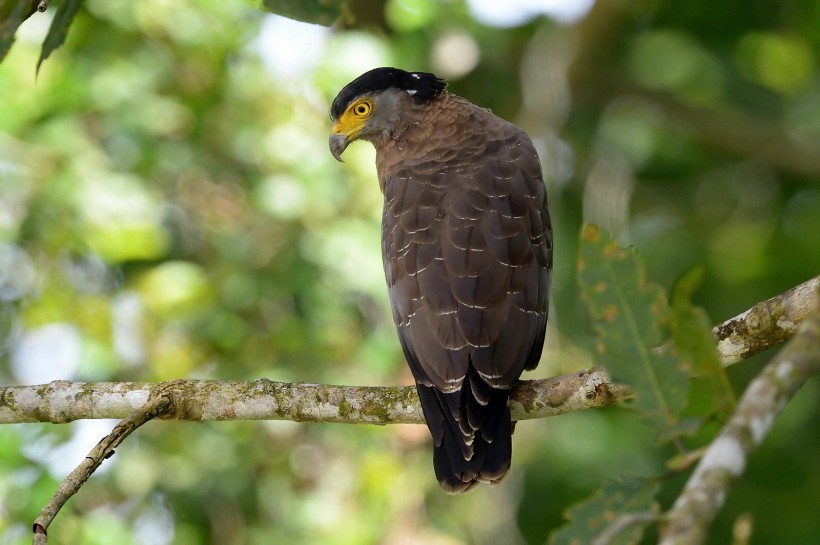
[{"x1": 1, "y1": 0, "x2": 819, "y2": 543}]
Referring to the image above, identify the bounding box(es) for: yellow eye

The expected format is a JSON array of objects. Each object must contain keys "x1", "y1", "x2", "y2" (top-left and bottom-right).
[{"x1": 352, "y1": 101, "x2": 372, "y2": 117}]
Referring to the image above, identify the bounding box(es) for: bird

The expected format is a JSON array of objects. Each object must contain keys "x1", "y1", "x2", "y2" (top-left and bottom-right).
[{"x1": 329, "y1": 67, "x2": 552, "y2": 493}]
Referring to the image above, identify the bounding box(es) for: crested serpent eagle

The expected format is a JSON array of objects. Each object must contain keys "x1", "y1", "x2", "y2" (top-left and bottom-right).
[{"x1": 329, "y1": 67, "x2": 552, "y2": 493}]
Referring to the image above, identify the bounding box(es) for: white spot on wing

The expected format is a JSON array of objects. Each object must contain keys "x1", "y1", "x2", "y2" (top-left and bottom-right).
[
  {"x1": 406, "y1": 89, "x2": 418, "y2": 96},
  {"x1": 477, "y1": 369, "x2": 504, "y2": 380}
]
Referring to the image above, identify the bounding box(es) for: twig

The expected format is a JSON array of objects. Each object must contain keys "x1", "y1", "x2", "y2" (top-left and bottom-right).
[
  {"x1": 1, "y1": 368, "x2": 626, "y2": 425},
  {"x1": 31, "y1": 386, "x2": 177, "y2": 544},
  {"x1": 592, "y1": 511, "x2": 660, "y2": 545},
  {"x1": 660, "y1": 287, "x2": 820, "y2": 545}
]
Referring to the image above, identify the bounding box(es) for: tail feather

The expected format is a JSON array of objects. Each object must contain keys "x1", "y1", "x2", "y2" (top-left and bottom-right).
[
  {"x1": 433, "y1": 422, "x2": 484, "y2": 493},
  {"x1": 415, "y1": 364, "x2": 514, "y2": 494},
  {"x1": 463, "y1": 365, "x2": 506, "y2": 442}
]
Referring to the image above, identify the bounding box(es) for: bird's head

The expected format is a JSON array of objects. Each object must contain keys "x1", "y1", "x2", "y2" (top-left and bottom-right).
[{"x1": 329, "y1": 67, "x2": 446, "y2": 161}]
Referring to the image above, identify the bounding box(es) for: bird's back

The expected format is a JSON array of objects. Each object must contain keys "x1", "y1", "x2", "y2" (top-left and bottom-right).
[{"x1": 378, "y1": 93, "x2": 552, "y2": 492}]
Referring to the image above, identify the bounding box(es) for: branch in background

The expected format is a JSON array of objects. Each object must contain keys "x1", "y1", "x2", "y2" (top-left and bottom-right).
[
  {"x1": 0, "y1": 368, "x2": 626, "y2": 426},
  {"x1": 32, "y1": 388, "x2": 176, "y2": 545},
  {"x1": 660, "y1": 287, "x2": 820, "y2": 545},
  {"x1": 567, "y1": 1, "x2": 820, "y2": 179},
  {"x1": 610, "y1": 83, "x2": 820, "y2": 178},
  {"x1": 714, "y1": 275, "x2": 819, "y2": 365}
]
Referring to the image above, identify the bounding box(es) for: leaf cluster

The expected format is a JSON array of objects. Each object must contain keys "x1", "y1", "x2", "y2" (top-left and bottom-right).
[{"x1": 555, "y1": 224, "x2": 737, "y2": 543}]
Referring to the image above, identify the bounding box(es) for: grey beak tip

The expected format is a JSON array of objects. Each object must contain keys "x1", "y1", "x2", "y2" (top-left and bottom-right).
[{"x1": 329, "y1": 134, "x2": 348, "y2": 163}]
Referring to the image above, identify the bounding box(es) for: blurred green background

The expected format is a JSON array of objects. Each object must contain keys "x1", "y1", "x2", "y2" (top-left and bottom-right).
[{"x1": 1, "y1": 0, "x2": 819, "y2": 543}]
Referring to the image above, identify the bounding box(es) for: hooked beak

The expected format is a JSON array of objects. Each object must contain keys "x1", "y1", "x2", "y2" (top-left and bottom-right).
[{"x1": 329, "y1": 133, "x2": 349, "y2": 162}]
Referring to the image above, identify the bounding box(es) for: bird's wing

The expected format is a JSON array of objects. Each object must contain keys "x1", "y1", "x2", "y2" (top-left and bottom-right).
[
  {"x1": 379, "y1": 99, "x2": 551, "y2": 491},
  {"x1": 382, "y1": 110, "x2": 551, "y2": 392}
]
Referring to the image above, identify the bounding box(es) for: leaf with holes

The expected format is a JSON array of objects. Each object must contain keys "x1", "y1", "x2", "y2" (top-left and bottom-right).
[
  {"x1": 549, "y1": 474, "x2": 660, "y2": 545},
  {"x1": 578, "y1": 224, "x2": 688, "y2": 432}
]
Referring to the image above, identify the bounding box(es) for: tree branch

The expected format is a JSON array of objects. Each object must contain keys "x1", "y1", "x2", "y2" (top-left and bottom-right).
[
  {"x1": 1, "y1": 368, "x2": 626, "y2": 425},
  {"x1": 660, "y1": 285, "x2": 820, "y2": 544},
  {"x1": 1, "y1": 280, "x2": 811, "y2": 545},
  {"x1": 14, "y1": 371, "x2": 623, "y2": 543},
  {"x1": 714, "y1": 276, "x2": 819, "y2": 365},
  {"x1": 1, "y1": 277, "x2": 815, "y2": 426}
]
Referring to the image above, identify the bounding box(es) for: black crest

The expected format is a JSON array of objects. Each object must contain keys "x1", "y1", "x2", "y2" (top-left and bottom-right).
[{"x1": 330, "y1": 67, "x2": 446, "y2": 120}]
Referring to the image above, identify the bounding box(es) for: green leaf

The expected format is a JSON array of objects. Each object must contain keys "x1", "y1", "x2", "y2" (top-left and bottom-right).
[
  {"x1": 261, "y1": 0, "x2": 343, "y2": 26},
  {"x1": 0, "y1": 0, "x2": 37, "y2": 63},
  {"x1": 670, "y1": 266, "x2": 736, "y2": 415},
  {"x1": 578, "y1": 224, "x2": 688, "y2": 431},
  {"x1": 36, "y1": 0, "x2": 83, "y2": 75},
  {"x1": 655, "y1": 417, "x2": 703, "y2": 443},
  {"x1": 549, "y1": 475, "x2": 659, "y2": 545}
]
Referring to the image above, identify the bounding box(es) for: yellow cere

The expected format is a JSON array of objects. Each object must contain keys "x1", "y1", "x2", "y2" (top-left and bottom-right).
[{"x1": 331, "y1": 98, "x2": 373, "y2": 138}]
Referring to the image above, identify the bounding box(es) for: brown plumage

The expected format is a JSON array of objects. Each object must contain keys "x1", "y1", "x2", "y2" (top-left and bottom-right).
[{"x1": 330, "y1": 68, "x2": 552, "y2": 493}]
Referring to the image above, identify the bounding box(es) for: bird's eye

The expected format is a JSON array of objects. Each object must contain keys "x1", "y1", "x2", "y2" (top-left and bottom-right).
[{"x1": 353, "y1": 102, "x2": 372, "y2": 117}]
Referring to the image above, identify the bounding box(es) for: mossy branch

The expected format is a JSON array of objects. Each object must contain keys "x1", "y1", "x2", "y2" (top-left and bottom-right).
[
  {"x1": 2, "y1": 368, "x2": 623, "y2": 426},
  {"x1": 713, "y1": 275, "x2": 819, "y2": 365}
]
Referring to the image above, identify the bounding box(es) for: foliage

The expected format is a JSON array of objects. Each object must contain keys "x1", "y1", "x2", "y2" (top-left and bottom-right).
[
  {"x1": 0, "y1": 0, "x2": 37, "y2": 63},
  {"x1": 550, "y1": 475, "x2": 659, "y2": 545},
  {"x1": 578, "y1": 224, "x2": 688, "y2": 432},
  {"x1": 669, "y1": 267, "x2": 735, "y2": 417},
  {"x1": 1, "y1": 0, "x2": 819, "y2": 544},
  {"x1": 260, "y1": 0, "x2": 343, "y2": 26},
  {"x1": 35, "y1": 0, "x2": 82, "y2": 75}
]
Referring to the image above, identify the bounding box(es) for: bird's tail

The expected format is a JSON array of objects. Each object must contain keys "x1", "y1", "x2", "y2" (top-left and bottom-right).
[{"x1": 416, "y1": 365, "x2": 513, "y2": 494}]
